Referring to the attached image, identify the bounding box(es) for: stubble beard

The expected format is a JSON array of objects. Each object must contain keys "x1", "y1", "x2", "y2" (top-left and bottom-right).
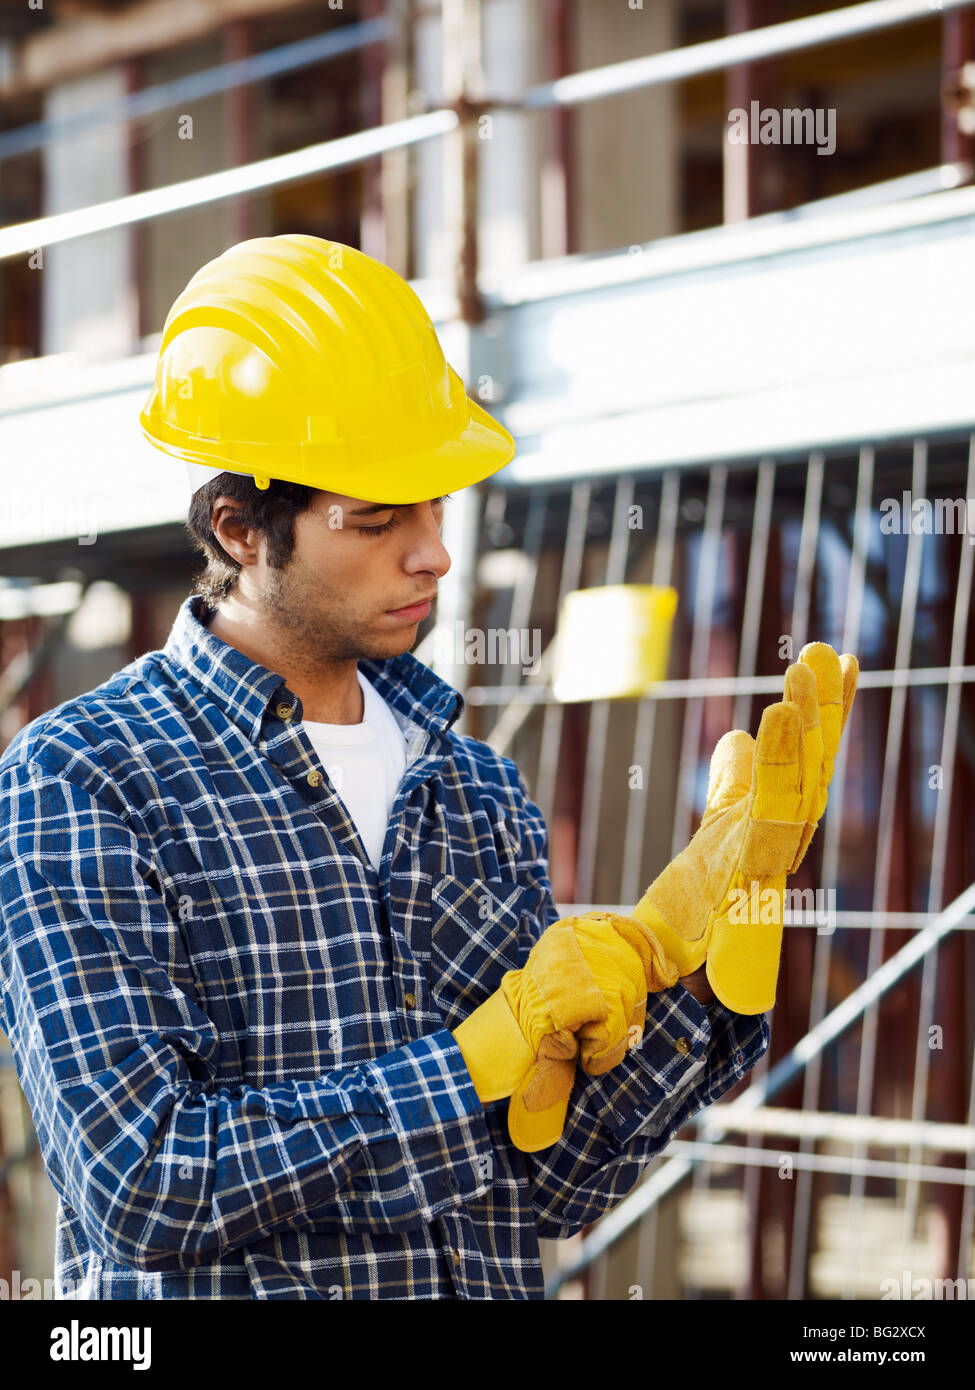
[{"x1": 258, "y1": 559, "x2": 410, "y2": 668}]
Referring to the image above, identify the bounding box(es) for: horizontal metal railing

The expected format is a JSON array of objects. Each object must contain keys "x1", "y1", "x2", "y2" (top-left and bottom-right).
[
  {"x1": 466, "y1": 666, "x2": 975, "y2": 707},
  {"x1": 0, "y1": 17, "x2": 391, "y2": 164},
  {"x1": 545, "y1": 880, "x2": 975, "y2": 1297},
  {"x1": 2, "y1": 0, "x2": 972, "y2": 260}
]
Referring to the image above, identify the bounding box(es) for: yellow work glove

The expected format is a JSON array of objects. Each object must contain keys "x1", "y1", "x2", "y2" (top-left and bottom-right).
[
  {"x1": 787, "y1": 643, "x2": 858, "y2": 873},
  {"x1": 628, "y1": 643, "x2": 858, "y2": 1015},
  {"x1": 569, "y1": 910, "x2": 680, "y2": 1075},
  {"x1": 452, "y1": 911, "x2": 676, "y2": 1153}
]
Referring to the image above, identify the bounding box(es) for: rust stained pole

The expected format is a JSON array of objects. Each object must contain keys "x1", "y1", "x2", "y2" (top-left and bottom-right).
[
  {"x1": 124, "y1": 55, "x2": 144, "y2": 345},
  {"x1": 224, "y1": 21, "x2": 255, "y2": 245},
  {"x1": 723, "y1": 0, "x2": 784, "y2": 222},
  {"x1": 442, "y1": 0, "x2": 484, "y2": 324},
  {"x1": 541, "y1": 0, "x2": 573, "y2": 260},
  {"x1": 360, "y1": 0, "x2": 387, "y2": 264},
  {"x1": 361, "y1": 0, "x2": 413, "y2": 275},
  {"x1": 942, "y1": 6, "x2": 975, "y2": 175}
]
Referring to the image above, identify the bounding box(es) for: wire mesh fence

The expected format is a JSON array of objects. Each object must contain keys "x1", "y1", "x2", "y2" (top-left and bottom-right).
[{"x1": 463, "y1": 435, "x2": 975, "y2": 1298}]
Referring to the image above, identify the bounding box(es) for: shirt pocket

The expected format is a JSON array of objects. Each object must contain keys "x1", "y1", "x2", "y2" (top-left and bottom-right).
[{"x1": 429, "y1": 874, "x2": 538, "y2": 1029}]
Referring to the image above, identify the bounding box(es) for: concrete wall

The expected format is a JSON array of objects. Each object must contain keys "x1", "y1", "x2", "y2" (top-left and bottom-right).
[
  {"x1": 571, "y1": 0, "x2": 679, "y2": 253},
  {"x1": 42, "y1": 67, "x2": 134, "y2": 357},
  {"x1": 413, "y1": 0, "x2": 544, "y2": 280},
  {"x1": 139, "y1": 40, "x2": 235, "y2": 336}
]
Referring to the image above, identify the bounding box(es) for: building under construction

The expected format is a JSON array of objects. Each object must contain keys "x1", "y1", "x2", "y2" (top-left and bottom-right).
[{"x1": 1, "y1": 0, "x2": 974, "y2": 1300}]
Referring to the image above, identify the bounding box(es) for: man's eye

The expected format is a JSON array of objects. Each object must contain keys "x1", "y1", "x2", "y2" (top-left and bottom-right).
[
  {"x1": 357, "y1": 495, "x2": 450, "y2": 537},
  {"x1": 359, "y1": 514, "x2": 402, "y2": 538}
]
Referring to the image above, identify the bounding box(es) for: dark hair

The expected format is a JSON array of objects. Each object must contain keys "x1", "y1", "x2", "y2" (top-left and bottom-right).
[{"x1": 185, "y1": 472, "x2": 318, "y2": 607}]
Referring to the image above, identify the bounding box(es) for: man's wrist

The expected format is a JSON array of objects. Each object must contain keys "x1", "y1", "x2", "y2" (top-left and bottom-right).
[{"x1": 680, "y1": 964, "x2": 715, "y2": 1005}]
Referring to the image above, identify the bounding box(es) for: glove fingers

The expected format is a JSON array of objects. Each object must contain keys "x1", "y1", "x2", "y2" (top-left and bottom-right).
[
  {"x1": 703, "y1": 730, "x2": 755, "y2": 823},
  {"x1": 840, "y1": 653, "x2": 859, "y2": 734},
  {"x1": 604, "y1": 912, "x2": 680, "y2": 992},
  {"x1": 783, "y1": 659, "x2": 819, "y2": 730},
  {"x1": 508, "y1": 1041, "x2": 575, "y2": 1152},
  {"x1": 580, "y1": 1036, "x2": 630, "y2": 1076},
  {"x1": 789, "y1": 649, "x2": 858, "y2": 872},
  {"x1": 783, "y1": 661, "x2": 823, "y2": 825},
  {"x1": 535, "y1": 1028, "x2": 579, "y2": 1065},
  {"x1": 751, "y1": 700, "x2": 803, "y2": 819},
  {"x1": 578, "y1": 987, "x2": 649, "y2": 1075},
  {"x1": 524, "y1": 922, "x2": 608, "y2": 1036},
  {"x1": 572, "y1": 914, "x2": 652, "y2": 1002},
  {"x1": 798, "y1": 643, "x2": 844, "y2": 810},
  {"x1": 741, "y1": 701, "x2": 805, "y2": 879},
  {"x1": 789, "y1": 646, "x2": 857, "y2": 861}
]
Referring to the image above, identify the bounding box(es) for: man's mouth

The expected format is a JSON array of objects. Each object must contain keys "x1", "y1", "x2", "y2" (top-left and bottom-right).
[{"x1": 385, "y1": 593, "x2": 436, "y2": 620}]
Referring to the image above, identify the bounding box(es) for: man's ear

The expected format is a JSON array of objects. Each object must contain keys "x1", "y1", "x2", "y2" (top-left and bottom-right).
[{"x1": 210, "y1": 497, "x2": 262, "y2": 567}]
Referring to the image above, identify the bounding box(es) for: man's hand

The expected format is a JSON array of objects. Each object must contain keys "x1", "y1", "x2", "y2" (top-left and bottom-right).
[
  {"x1": 452, "y1": 644, "x2": 856, "y2": 1154},
  {"x1": 451, "y1": 914, "x2": 635, "y2": 1152},
  {"x1": 627, "y1": 643, "x2": 857, "y2": 1014},
  {"x1": 452, "y1": 909, "x2": 678, "y2": 1153}
]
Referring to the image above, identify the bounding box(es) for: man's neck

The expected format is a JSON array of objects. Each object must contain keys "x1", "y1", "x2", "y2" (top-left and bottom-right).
[{"x1": 204, "y1": 601, "x2": 364, "y2": 726}]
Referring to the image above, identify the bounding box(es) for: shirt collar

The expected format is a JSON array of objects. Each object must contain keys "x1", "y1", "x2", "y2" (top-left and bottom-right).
[{"x1": 163, "y1": 594, "x2": 464, "y2": 744}]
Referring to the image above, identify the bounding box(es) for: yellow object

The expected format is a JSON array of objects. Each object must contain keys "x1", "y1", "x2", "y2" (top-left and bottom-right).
[
  {"x1": 140, "y1": 234, "x2": 515, "y2": 503},
  {"x1": 568, "y1": 911, "x2": 679, "y2": 1074},
  {"x1": 453, "y1": 911, "x2": 680, "y2": 1153},
  {"x1": 629, "y1": 645, "x2": 858, "y2": 1015},
  {"x1": 452, "y1": 920, "x2": 606, "y2": 1153},
  {"x1": 789, "y1": 644, "x2": 858, "y2": 872},
  {"x1": 552, "y1": 585, "x2": 678, "y2": 703}
]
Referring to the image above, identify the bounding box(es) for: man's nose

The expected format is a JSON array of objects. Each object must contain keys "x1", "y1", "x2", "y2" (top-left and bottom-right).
[{"x1": 404, "y1": 502, "x2": 451, "y2": 577}]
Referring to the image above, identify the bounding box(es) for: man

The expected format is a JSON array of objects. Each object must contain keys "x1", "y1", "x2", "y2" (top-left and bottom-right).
[{"x1": 0, "y1": 235, "x2": 855, "y2": 1299}]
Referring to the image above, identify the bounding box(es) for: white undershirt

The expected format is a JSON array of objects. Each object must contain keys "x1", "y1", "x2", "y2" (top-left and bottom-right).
[{"x1": 300, "y1": 668, "x2": 408, "y2": 871}]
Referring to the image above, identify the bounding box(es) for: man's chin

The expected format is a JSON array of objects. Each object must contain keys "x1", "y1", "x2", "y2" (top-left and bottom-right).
[{"x1": 359, "y1": 629, "x2": 421, "y2": 662}]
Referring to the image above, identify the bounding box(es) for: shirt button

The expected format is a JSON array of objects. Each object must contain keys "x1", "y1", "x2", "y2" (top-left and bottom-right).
[
  {"x1": 734, "y1": 1051, "x2": 744, "y2": 1068},
  {"x1": 276, "y1": 702, "x2": 294, "y2": 721},
  {"x1": 675, "y1": 1037, "x2": 690, "y2": 1056},
  {"x1": 404, "y1": 993, "x2": 417, "y2": 1009},
  {"x1": 451, "y1": 1248, "x2": 461, "y2": 1266},
  {"x1": 306, "y1": 769, "x2": 323, "y2": 787}
]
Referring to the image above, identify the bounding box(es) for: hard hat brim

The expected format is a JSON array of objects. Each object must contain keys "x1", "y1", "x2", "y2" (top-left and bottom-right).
[
  {"x1": 327, "y1": 395, "x2": 516, "y2": 504},
  {"x1": 142, "y1": 393, "x2": 516, "y2": 504}
]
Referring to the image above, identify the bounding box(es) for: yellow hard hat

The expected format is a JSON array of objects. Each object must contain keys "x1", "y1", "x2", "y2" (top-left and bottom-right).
[{"x1": 140, "y1": 233, "x2": 515, "y2": 502}]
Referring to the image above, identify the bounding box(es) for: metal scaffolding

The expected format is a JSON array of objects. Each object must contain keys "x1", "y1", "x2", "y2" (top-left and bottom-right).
[
  {"x1": 2, "y1": 0, "x2": 975, "y2": 1299},
  {"x1": 466, "y1": 438, "x2": 975, "y2": 1299}
]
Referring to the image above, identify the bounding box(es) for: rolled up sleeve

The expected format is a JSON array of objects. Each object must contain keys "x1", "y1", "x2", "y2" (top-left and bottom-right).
[{"x1": 525, "y1": 986, "x2": 768, "y2": 1237}]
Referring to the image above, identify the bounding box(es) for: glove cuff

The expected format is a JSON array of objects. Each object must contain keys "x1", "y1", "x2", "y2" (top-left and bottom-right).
[
  {"x1": 628, "y1": 895, "x2": 709, "y2": 977},
  {"x1": 583, "y1": 910, "x2": 681, "y2": 993},
  {"x1": 452, "y1": 986, "x2": 536, "y2": 1104}
]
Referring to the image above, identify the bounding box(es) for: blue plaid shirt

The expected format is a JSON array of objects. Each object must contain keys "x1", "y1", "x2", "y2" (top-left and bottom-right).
[{"x1": 0, "y1": 593, "x2": 768, "y2": 1300}]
